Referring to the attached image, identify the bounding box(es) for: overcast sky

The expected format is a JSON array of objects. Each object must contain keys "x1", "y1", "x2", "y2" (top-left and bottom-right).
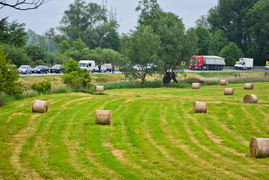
[{"x1": 1, "y1": 0, "x2": 218, "y2": 35}]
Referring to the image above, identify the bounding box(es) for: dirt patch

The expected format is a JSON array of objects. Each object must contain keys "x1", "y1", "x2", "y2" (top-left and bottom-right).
[
  {"x1": 205, "y1": 130, "x2": 223, "y2": 144},
  {"x1": 112, "y1": 150, "x2": 125, "y2": 159}
]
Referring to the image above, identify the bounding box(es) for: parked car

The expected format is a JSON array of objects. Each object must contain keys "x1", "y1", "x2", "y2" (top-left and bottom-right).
[
  {"x1": 92, "y1": 65, "x2": 107, "y2": 73},
  {"x1": 50, "y1": 64, "x2": 64, "y2": 73},
  {"x1": 32, "y1": 65, "x2": 49, "y2": 74},
  {"x1": 265, "y1": 65, "x2": 269, "y2": 70},
  {"x1": 103, "y1": 63, "x2": 112, "y2": 72},
  {"x1": 17, "y1": 65, "x2": 32, "y2": 74}
]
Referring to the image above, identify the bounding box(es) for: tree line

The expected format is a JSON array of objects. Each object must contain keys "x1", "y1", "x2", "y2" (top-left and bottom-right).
[{"x1": 0, "y1": 0, "x2": 268, "y2": 83}]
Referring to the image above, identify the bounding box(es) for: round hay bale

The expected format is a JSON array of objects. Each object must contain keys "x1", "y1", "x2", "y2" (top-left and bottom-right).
[
  {"x1": 192, "y1": 83, "x2": 201, "y2": 89},
  {"x1": 32, "y1": 99, "x2": 49, "y2": 113},
  {"x1": 249, "y1": 137, "x2": 269, "y2": 158},
  {"x1": 193, "y1": 101, "x2": 207, "y2": 113},
  {"x1": 95, "y1": 110, "x2": 112, "y2": 125},
  {"x1": 244, "y1": 83, "x2": 254, "y2": 90},
  {"x1": 224, "y1": 88, "x2": 234, "y2": 95},
  {"x1": 220, "y1": 79, "x2": 228, "y2": 85},
  {"x1": 243, "y1": 94, "x2": 258, "y2": 103},
  {"x1": 95, "y1": 85, "x2": 104, "y2": 92}
]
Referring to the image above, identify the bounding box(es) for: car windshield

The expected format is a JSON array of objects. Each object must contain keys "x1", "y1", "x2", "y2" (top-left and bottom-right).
[
  {"x1": 52, "y1": 65, "x2": 61, "y2": 68},
  {"x1": 190, "y1": 58, "x2": 198, "y2": 63},
  {"x1": 79, "y1": 63, "x2": 87, "y2": 67},
  {"x1": 20, "y1": 66, "x2": 27, "y2": 69},
  {"x1": 35, "y1": 66, "x2": 43, "y2": 69},
  {"x1": 236, "y1": 62, "x2": 243, "y2": 65}
]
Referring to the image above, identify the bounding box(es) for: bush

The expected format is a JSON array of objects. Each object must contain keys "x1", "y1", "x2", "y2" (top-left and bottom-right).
[
  {"x1": 62, "y1": 58, "x2": 92, "y2": 89},
  {"x1": 0, "y1": 47, "x2": 24, "y2": 95},
  {"x1": 31, "y1": 80, "x2": 52, "y2": 92}
]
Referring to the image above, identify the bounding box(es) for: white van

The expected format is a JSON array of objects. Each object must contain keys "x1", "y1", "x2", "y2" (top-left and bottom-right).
[{"x1": 79, "y1": 60, "x2": 95, "y2": 72}]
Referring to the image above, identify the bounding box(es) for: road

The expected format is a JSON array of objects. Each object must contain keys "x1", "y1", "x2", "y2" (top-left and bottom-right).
[{"x1": 19, "y1": 68, "x2": 267, "y2": 77}]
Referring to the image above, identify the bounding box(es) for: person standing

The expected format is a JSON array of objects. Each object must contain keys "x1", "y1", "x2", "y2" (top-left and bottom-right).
[
  {"x1": 98, "y1": 64, "x2": 101, "y2": 73},
  {"x1": 112, "y1": 65, "x2": 115, "y2": 73}
]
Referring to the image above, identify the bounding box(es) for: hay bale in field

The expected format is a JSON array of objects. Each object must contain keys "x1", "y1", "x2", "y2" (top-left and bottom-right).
[
  {"x1": 95, "y1": 110, "x2": 112, "y2": 125},
  {"x1": 249, "y1": 137, "x2": 269, "y2": 158},
  {"x1": 243, "y1": 94, "x2": 258, "y2": 103},
  {"x1": 193, "y1": 101, "x2": 207, "y2": 113},
  {"x1": 224, "y1": 88, "x2": 234, "y2": 95},
  {"x1": 32, "y1": 99, "x2": 49, "y2": 113},
  {"x1": 192, "y1": 83, "x2": 201, "y2": 89},
  {"x1": 220, "y1": 79, "x2": 228, "y2": 85},
  {"x1": 244, "y1": 83, "x2": 254, "y2": 90},
  {"x1": 95, "y1": 85, "x2": 104, "y2": 92}
]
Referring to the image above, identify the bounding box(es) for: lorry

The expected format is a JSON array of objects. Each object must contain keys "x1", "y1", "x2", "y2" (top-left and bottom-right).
[
  {"x1": 234, "y1": 58, "x2": 253, "y2": 70},
  {"x1": 78, "y1": 60, "x2": 95, "y2": 72},
  {"x1": 189, "y1": 55, "x2": 225, "y2": 70}
]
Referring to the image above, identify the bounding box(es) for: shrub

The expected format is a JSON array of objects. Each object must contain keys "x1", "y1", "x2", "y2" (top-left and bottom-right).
[
  {"x1": 31, "y1": 80, "x2": 52, "y2": 92},
  {"x1": 0, "y1": 47, "x2": 24, "y2": 95}
]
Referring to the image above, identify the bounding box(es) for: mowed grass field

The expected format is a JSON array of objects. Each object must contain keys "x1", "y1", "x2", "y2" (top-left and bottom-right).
[{"x1": 1, "y1": 82, "x2": 269, "y2": 179}]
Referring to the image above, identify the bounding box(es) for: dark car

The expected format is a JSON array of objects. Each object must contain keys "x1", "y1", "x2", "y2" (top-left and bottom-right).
[
  {"x1": 50, "y1": 64, "x2": 64, "y2": 73},
  {"x1": 32, "y1": 65, "x2": 49, "y2": 74}
]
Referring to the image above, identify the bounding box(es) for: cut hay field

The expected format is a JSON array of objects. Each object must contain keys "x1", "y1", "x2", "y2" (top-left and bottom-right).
[{"x1": 1, "y1": 82, "x2": 269, "y2": 179}]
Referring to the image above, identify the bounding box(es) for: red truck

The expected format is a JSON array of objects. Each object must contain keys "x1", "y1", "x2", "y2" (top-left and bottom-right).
[{"x1": 189, "y1": 55, "x2": 225, "y2": 70}]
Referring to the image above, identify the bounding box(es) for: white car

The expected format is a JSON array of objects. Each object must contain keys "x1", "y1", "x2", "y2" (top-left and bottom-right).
[
  {"x1": 265, "y1": 65, "x2": 269, "y2": 70},
  {"x1": 17, "y1": 65, "x2": 32, "y2": 74},
  {"x1": 92, "y1": 65, "x2": 107, "y2": 73}
]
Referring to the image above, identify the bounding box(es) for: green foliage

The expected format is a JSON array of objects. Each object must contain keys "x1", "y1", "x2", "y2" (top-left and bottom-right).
[
  {"x1": 1, "y1": 43, "x2": 31, "y2": 66},
  {"x1": 0, "y1": 48, "x2": 23, "y2": 95},
  {"x1": 31, "y1": 80, "x2": 52, "y2": 92},
  {"x1": 25, "y1": 44, "x2": 46, "y2": 62},
  {"x1": 62, "y1": 58, "x2": 81, "y2": 74},
  {"x1": 0, "y1": 17, "x2": 27, "y2": 47},
  {"x1": 59, "y1": 0, "x2": 119, "y2": 50},
  {"x1": 196, "y1": 26, "x2": 212, "y2": 55},
  {"x1": 62, "y1": 58, "x2": 92, "y2": 89},
  {"x1": 121, "y1": 25, "x2": 160, "y2": 84},
  {"x1": 210, "y1": 29, "x2": 228, "y2": 55},
  {"x1": 62, "y1": 71, "x2": 91, "y2": 89},
  {"x1": 219, "y1": 42, "x2": 244, "y2": 66},
  {"x1": 244, "y1": 0, "x2": 269, "y2": 65},
  {"x1": 207, "y1": 0, "x2": 259, "y2": 61}
]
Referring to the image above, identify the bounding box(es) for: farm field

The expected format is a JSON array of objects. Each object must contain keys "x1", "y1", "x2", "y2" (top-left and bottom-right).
[{"x1": 1, "y1": 82, "x2": 269, "y2": 179}]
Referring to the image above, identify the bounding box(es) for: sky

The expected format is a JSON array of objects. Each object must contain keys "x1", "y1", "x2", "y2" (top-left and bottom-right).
[{"x1": 0, "y1": 0, "x2": 218, "y2": 35}]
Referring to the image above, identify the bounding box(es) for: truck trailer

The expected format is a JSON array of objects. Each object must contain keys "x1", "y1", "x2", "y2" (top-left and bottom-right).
[
  {"x1": 189, "y1": 55, "x2": 225, "y2": 70},
  {"x1": 234, "y1": 58, "x2": 253, "y2": 70}
]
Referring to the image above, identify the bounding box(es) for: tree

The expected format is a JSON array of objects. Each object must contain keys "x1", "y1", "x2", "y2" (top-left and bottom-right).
[
  {"x1": 195, "y1": 15, "x2": 211, "y2": 29},
  {"x1": 0, "y1": 0, "x2": 46, "y2": 10},
  {"x1": 210, "y1": 29, "x2": 228, "y2": 55},
  {"x1": 0, "y1": 48, "x2": 23, "y2": 95},
  {"x1": 25, "y1": 44, "x2": 46, "y2": 62},
  {"x1": 0, "y1": 17, "x2": 27, "y2": 47},
  {"x1": 135, "y1": 1, "x2": 198, "y2": 84},
  {"x1": 2, "y1": 44, "x2": 31, "y2": 66},
  {"x1": 121, "y1": 25, "x2": 160, "y2": 84},
  {"x1": 219, "y1": 42, "x2": 244, "y2": 66},
  {"x1": 156, "y1": 12, "x2": 196, "y2": 84},
  {"x1": 244, "y1": 0, "x2": 269, "y2": 65},
  {"x1": 207, "y1": 0, "x2": 258, "y2": 54},
  {"x1": 196, "y1": 26, "x2": 211, "y2": 55},
  {"x1": 59, "y1": 0, "x2": 119, "y2": 50}
]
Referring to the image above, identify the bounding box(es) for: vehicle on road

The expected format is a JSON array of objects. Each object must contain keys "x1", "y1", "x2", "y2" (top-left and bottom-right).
[
  {"x1": 50, "y1": 64, "x2": 64, "y2": 73},
  {"x1": 234, "y1": 58, "x2": 253, "y2": 70},
  {"x1": 92, "y1": 65, "x2": 107, "y2": 73},
  {"x1": 265, "y1": 65, "x2": 269, "y2": 70},
  {"x1": 32, "y1": 66, "x2": 49, "y2": 74},
  {"x1": 189, "y1": 56, "x2": 225, "y2": 70},
  {"x1": 17, "y1": 65, "x2": 32, "y2": 74},
  {"x1": 103, "y1": 63, "x2": 112, "y2": 72},
  {"x1": 79, "y1": 60, "x2": 95, "y2": 72}
]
